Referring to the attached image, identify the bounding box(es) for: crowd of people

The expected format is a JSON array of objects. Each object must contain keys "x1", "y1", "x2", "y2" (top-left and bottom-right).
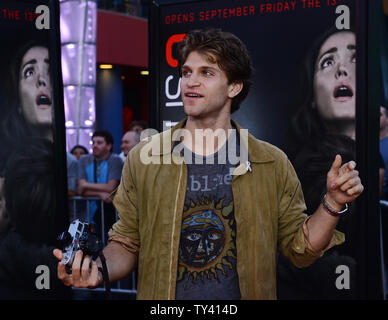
[{"x1": 66, "y1": 120, "x2": 146, "y2": 236}]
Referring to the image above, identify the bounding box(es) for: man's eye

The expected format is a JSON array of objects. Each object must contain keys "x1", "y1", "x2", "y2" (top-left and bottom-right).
[
  {"x1": 203, "y1": 70, "x2": 213, "y2": 76},
  {"x1": 182, "y1": 70, "x2": 191, "y2": 77},
  {"x1": 351, "y1": 54, "x2": 356, "y2": 63}
]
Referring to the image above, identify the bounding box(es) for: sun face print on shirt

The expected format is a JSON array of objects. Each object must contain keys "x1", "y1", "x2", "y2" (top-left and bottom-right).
[{"x1": 177, "y1": 196, "x2": 237, "y2": 286}]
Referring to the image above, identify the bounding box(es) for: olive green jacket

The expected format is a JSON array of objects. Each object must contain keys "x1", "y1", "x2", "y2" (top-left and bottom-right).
[{"x1": 109, "y1": 119, "x2": 344, "y2": 300}]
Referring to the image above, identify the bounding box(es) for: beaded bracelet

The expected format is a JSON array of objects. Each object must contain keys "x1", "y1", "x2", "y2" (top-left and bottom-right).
[{"x1": 321, "y1": 194, "x2": 349, "y2": 217}]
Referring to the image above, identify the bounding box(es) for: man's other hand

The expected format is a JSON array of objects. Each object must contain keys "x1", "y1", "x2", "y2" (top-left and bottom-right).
[{"x1": 53, "y1": 249, "x2": 102, "y2": 288}]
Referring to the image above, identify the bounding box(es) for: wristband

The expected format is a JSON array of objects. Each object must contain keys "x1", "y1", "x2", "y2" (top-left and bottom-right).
[{"x1": 322, "y1": 194, "x2": 348, "y2": 217}]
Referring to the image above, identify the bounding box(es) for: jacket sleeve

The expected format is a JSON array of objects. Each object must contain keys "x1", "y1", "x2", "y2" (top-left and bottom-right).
[
  {"x1": 108, "y1": 150, "x2": 140, "y2": 253},
  {"x1": 277, "y1": 158, "x2": 344, "y2": 268}
]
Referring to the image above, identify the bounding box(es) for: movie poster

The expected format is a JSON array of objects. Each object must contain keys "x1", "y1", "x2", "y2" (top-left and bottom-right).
[
  {"x1": 0, "y1": 0, "x2": 69, "y2": 299},
  {"x1": 149, "y1": 0, "x2": 374, "y2": 299}
]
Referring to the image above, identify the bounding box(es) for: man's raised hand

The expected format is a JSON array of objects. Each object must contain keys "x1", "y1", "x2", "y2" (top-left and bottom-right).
[{"x1": 325, "y1": 154, "x2": 364, "y2": 211}]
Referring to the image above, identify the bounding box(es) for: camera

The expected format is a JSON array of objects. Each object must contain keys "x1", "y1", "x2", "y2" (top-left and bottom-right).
[{"x1": 57, "y1": 219, "x2": 101, "y2": 269}]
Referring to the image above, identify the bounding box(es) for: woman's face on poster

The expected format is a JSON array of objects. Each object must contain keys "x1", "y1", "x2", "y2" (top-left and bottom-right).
[
  {"x1": 19, "y1": 46, "x2": 53, "y2": 127},
  {"x1": 313, "y1": 31, "x2": 356, "y2": 122}
]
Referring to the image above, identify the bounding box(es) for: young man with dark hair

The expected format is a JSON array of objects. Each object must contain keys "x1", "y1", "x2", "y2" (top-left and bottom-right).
[
  {"x1": 77, "y1": 130, "x2": 123, "y2": 232},
  {"x1": 54, "y1": 29, "x2": 363, "y2": 299}
]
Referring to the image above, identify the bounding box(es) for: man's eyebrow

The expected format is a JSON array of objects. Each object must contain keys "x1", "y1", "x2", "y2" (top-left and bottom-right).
[
  {"x1": 347, "y1": 44, "x2": 356, "y2": 50},
  {"x1": 181, "y1": 64, "x2": 218, "y2": 72}
]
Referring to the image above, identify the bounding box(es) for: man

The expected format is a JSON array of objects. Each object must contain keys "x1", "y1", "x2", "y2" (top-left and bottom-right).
[
  {"x1": 119, "y1": 130, "x2": 141, "y2": 162},
  {"x1": 54, "y1": 29, "x2": 363, "y2": 299},
  {"x1": 77, "y1": 130, "x2": 123, "y2": 232}
]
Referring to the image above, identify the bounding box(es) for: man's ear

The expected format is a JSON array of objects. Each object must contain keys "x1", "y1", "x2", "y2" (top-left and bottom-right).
[{"x1": 228, "y1": 82, "x2": 243, "y2": 98}]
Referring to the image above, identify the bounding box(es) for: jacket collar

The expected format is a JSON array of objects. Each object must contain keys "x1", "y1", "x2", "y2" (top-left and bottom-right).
[{"x1": 148, "y1": 118, "x2": 274, "y2": 164}]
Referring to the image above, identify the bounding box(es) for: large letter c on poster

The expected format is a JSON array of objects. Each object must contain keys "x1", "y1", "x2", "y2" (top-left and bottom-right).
[{"x1": 166, "y1": 34, "x2": 186, "y2": 68}]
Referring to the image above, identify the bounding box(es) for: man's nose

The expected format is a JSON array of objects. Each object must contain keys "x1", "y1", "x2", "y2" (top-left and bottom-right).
[{"x1": 186, "y1": 73, "x2": 200, "y2": 87}]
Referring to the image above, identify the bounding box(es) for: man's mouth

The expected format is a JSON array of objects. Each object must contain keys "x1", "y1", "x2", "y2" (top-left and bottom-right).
[
  {"x1": 185, "y1": 92, "x2": 203, "y2": 98},
  {"x1": 36, "y1": 94, "x2": 52, "y2": 108},
  {"x1": 333, "y1": 84, "x2": 354, "y2": 101}
]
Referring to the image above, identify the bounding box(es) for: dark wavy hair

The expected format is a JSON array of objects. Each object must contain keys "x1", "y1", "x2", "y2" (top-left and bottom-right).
[
  {"x1": 289, "y1": 27, "x2": 356, "y2": 150},
  {"x1": 287, "y1": 28, "x2": 357, "y2": 222},
  {"x1": 4, "y1": 138, "x2": 56, "y2": 244},
  {"x1": 177, "y1": 28, "x2": 254, "y2": 113}
]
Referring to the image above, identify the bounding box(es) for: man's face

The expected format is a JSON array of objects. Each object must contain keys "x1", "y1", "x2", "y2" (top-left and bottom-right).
[
  {"x1": 121, "y1": 132, "x2": 138, "y2": 156},
  {"x1": 314, "y1": 31, "x2": 356, "y2": 122},
  {"x1": 92, "y1": 136, "x2": 111, "y2": 160},
  {"x1": 180, "y1": 51, "x2": 241, "y2": 119},
  {"x1": 19, "y1": 46, "x2": 53, "y2": 127}
]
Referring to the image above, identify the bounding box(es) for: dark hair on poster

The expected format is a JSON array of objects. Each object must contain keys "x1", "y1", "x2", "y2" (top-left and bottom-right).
[
  {"x1": 286, "y1": 26, "x2": 357, "y2": 216},
  {"x1": 0, "y1": 0, "x2": 70, "y2": 299},
  {"x1": 4, "y1": 138, "x2": 56, "y2": 244},
  {"x1": 277, "y1": 26, "x2": 358, "y2": 300}
]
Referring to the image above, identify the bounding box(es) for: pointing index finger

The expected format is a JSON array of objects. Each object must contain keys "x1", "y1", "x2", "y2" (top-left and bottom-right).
[{"x1": 330, "y1": 154, "x2": 342, "y2": 173}]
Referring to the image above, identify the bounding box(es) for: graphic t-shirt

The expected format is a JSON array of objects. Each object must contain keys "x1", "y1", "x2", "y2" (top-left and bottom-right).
[{"x1": 175, "y1": 131, "x2": 241, "y2": 300}]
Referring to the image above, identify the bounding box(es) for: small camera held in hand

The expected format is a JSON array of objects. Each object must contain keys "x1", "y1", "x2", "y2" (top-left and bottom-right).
[
  {"x1": 57, "y1": 219, "x2": 111, "y2": 298},
  {"x1": 57, "y1": 219, "x2": 101, "y2": 272}
]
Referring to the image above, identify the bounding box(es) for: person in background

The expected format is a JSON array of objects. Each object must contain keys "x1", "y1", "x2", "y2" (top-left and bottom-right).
[
  {"x1": 119, "y1": 130, "x2": 141, "y2": 162},
  {"x1": 129, "y1": 120, "x2": 147, "y2": 134},
  {"x1": 70, "y1": 145, "x2": 89, "y2": 161},
  {"x1": 77, "y1": 130, "x2": 123, "y2": 235}
]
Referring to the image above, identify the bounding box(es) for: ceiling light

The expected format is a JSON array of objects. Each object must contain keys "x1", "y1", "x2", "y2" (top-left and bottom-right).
[{"x1": 99, "y1": 64, "x2": 113, "y2": 69}]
